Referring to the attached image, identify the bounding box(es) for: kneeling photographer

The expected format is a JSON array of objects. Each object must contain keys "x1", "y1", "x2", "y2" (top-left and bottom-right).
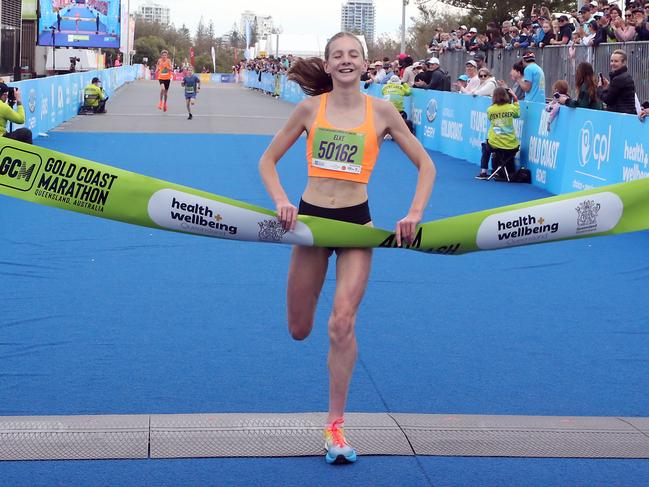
[{"x1": 0, "y1": 83, "x2": 33, "y2": 144}]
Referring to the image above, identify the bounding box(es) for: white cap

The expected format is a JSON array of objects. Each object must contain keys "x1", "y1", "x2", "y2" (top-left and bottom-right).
[
  {"x1": 388, "y1": 75, "x2": 401, "y2": 83},
  {"x1": 469, "y1": 27, "x2": 478, "y2": 33},
  {"x1": 460, "y1": 25, "x2": 467, "y2": 30},
  {"x1": 427, "y1": 57, "x2": 440, "y2": 65}
]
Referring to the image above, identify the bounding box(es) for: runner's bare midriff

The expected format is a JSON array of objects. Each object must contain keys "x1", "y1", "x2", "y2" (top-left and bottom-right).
[{"x1": 302, "y1": 176, "x2": 368, "y2": 208}]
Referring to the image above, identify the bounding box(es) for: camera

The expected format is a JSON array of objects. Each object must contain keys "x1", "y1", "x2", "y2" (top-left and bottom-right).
[
  {"x1": 69, "y1": 56, "x2": 81, "y2": 72},
  {"x1": 553, "y1": 91, "x2": 561, "y2": 98},
  {"x1": 0, "y1": 84, "x2": 16, "y2": 106}
]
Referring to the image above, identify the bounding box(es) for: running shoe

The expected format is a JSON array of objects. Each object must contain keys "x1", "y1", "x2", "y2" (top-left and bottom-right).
[
  {"x1": 324, "y1": 417, "x2": 357, "y2": 464},
  {"x1": 474, "y1": 171, "x2": 489, "y2": 180},
  {"x1": 157, "y1": 102, "x2": 163, "y2": 110},
  {"x1": 188, "y1": 113, "x2": 193, "y2": 120},
  {"x1": 163, "y1": 102, "x2": 168, "y2": 112}
]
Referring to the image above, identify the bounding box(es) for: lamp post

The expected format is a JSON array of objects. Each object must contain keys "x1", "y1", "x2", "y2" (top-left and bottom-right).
[
  {"x1": 400, "y1": 0, "x2": 408, "y2": 54},
  {"x1": 50, "y1": 26, "x2": 56, "y2": 72}
]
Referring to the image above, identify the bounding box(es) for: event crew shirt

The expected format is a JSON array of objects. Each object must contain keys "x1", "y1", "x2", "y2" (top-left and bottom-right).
[
  {"x1": 157, "y1": 59, "x2": 173, "y2": 80},
  {"x1": 523, "y1": 62, "x2": 546, "y2": 103},
  {"x1": 381, "y1": 82, "x2": 411, "y2": 112},
  {"x1": 83, "y1": 84, "x2": 106, "y2": 107},
  {"x1": 0, "y1": 101, "x2": 25, "y2": 136},
  {"x1": 486, "y1": 101, "x2": 520, "y2": 150},
  {"x1": 182, "y1": 75, "x2": 200, "y2": 96}
]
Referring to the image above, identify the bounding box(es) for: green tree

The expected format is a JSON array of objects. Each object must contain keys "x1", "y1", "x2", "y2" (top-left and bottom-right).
[
  {"x1": 132, "y1": 35, "x2": 166, "y2": 64},
  {"x1": 415, "y1": 0, "x2": 575, "y2": 25}
]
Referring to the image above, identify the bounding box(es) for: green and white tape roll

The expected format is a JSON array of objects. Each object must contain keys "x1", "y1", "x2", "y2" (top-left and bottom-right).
[{"x1": 1, "y1": 139, "x2": 648, "y2": 255}]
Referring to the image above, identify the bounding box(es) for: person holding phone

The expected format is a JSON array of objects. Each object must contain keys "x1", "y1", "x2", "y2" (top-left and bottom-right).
[
  {"x1": 558, "y1": 62, "x2": 603, "y2": 110},
  {"x1": 597, "y1": 49, "x2": 636, "y2": 114}
]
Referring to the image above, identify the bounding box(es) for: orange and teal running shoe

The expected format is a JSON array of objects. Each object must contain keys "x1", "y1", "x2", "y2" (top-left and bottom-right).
[
  {"x1": 157, "y1": 101, "x2": 163, "y2": 110},
  {"x1": 324, "y1": 417, "x2": 357, "y2": 464}
]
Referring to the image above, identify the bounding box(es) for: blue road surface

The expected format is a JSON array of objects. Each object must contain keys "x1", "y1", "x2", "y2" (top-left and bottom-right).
[{"x1": 1, "y1": 83, "x2": 649, "y2": 486}]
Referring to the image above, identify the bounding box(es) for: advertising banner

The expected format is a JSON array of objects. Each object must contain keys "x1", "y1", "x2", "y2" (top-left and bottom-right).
[{"x1": 8, "y1": 66, "x2": 141, "y2": 138}]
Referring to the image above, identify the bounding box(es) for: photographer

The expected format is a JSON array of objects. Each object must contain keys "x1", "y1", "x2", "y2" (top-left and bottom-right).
[
  {"x1": 83, "y1": 77, "x2": 108, "y2": 113},
  {"x1": 0, "y1": 83, "x2": 32, "y2": 144}
]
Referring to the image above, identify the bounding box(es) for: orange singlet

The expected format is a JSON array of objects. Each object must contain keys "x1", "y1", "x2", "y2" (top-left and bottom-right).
[
  {"x1": 306, "y1": 93, "x2": 379, "y2": 185},
  {"x1": 157, "y1": 59, "x2": 173, "y2": 81}
]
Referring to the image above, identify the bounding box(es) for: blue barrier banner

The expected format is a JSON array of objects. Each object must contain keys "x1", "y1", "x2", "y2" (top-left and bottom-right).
[
  {"x1": 211, "y1": 73, "x2": 236, "y2": 83},
  {"x1": 8, "y1": 65, "x2": 142, "y2": 138},
  {"x1": 248, "y1": 70, "x2": 649, "y2": 195}
]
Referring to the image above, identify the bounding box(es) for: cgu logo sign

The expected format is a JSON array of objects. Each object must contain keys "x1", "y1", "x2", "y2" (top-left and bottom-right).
[
  {"x1": 579, "y1": 121, "x2": 612, "y2": 171},
  {"x1": 0, "y1": 147, "x2": 43, "y2": 191}
]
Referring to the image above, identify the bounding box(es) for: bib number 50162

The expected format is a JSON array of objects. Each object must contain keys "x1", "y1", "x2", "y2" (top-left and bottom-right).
[{"x1": 317, "y1": 141, "x2": 358, "y2": 163}]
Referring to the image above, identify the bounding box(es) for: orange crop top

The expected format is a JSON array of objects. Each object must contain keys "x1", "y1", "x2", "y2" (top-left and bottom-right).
[{"x1": 306, "y1": 93, "x2": 379, "y2": 184}]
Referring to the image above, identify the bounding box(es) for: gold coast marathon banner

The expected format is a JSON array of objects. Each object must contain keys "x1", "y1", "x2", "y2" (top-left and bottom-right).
[{"x1": 1, "y1": 139, "x2": 648, "y2": 255}]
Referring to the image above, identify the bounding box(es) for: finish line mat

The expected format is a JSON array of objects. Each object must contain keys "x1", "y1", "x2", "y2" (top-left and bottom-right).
[
  {"x1": 2, "y1": 413, "x2": 648, "y2": 460},
  {"x1": 1, "y1": 139, "x2": 648, "y2": 255}
]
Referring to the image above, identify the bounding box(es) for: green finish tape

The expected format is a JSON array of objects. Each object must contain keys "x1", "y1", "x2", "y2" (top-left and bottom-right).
[{"x1": 1, "y1": 139, "x2": 648, "y2": 255}]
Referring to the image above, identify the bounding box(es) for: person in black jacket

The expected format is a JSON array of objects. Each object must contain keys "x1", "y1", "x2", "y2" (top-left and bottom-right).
[
  {"x1": 424, "y1": 57, "x2": 449, "y2": 91},
  {"x1": 597, "y1": 49, "x2": 637, "y2": 115}
]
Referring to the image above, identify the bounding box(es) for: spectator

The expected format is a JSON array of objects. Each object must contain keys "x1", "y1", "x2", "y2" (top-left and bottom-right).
[
  {"x1": 512, "y1": 51, "x2": 546, "y2": 103},
  {"x1": 413, "y1": 59, "x2": 435, "y2": 87},
  {"x1": 633, "y1": 7, "x2": 649, "y2": 40},
  {"x1": 457, "y1": 60, "x2": 480, "y2": 94},
  {"x1": 551, "y1": 15, "x2": 572, "y2": 44},
  {"x1": 381, "y1": 75, "x2": 414, "y2": 134},
  {"x1": 638, "y1": 100, "x2": 649, "y2": 122},
  {"x1": 476, "y1": 87, "x2": 520, "y2": 180},
  {"x1": 455, "y1": 74, "x2": 469, "y2": 92},
  {"x1": 424, "y1": 57, "x2": 450, "y2": 91},
  {"x1": 579, "y1": 4, "x2": 593, "y2": 26},
  {"x1": 379, "y1": 62, "x2": 399, "y2": 84},
  {"x1": 592, "y1": 13, "x2": 614, "y2": 44},
  {"x1": 611, "y1": 7, "x2": 637, "y2": 41},
  {"x1": 0, "y1": 84, "x2": 32, "y2": 143},
  {"x1": 473, "y1": 51, "x2": 486, "y2": 71},
  {"x1": 499, "y1": 60, "x2": 527, "y2": 101},
  {"x1": 582, "y1": 20, "x2": 600, "y2": 45},
  {"x1": 486, "y1": 22, "x2": 503, "y2": 48},
  {"x1": 505, "y1": 26, "x2": 520, "y2": 49},
  {"x1": 545, "y1": 79, "x2": 569, "y2": 131},
  {"x1": 401, "y1": 58, "x2": 417, "y2": 86},
  {"x1": 472, "y1": 68, "x2": 497, "y2": 97},
  {"x1": 399, "y1": 56, "x2": 414, "y2": 80},
  {"x1": 538, "y1": 20, "x2": 555, "y2": 46},
  {"x1": 500, "y1": 20, "x2": 514, "y2": 47},
  {"x1": 428, "y1": 28, "x2": 443, "y2": 54},
  {"x1": 465, "y1": 27, "x2": 480, "y2": 52},
  {"x1": 559, "y1": 61, "x2": 603, "y2": 110},
  {"x1": 598, "y1": 49, "x2": 637, "y2": 114},
  {"x1": 373, "y1": 61, "x2": 387, "y2": 83}
]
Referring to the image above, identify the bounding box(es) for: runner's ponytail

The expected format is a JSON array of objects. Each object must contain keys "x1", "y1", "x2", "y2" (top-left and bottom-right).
[{"x1": 288, "y1": 58, "x2": 333, "y2": 96}]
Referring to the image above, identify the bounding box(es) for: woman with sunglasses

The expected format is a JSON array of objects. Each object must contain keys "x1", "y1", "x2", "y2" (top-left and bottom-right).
[{"x1": 472, "y1": 68, "x2": 498, "y2": 97}]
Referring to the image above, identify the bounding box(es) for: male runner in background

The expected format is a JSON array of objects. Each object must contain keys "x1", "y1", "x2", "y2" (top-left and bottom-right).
[{"x1": 156, "y1": 50, "x2": 173, "y2": 112}]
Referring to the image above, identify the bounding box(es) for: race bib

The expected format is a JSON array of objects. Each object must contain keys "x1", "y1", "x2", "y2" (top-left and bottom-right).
[
  {"x1": 311, "y1": 128, "x2": 365, "y2": 174},
  {"x1": 185, "y1": 85, "x2": 195, "y2": 93}
]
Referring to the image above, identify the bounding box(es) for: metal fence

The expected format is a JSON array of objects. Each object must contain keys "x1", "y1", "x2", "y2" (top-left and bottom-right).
[{"x1": 437, "y1": 42, "x2": 649, "y2": 103}]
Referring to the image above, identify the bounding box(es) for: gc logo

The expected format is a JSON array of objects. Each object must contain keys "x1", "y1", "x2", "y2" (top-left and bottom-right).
[
  {"x1": 579, "y1": 121, "x2": 612, "y2": 171},
  {"x1": 426, "y1": 98, "x2": 437, "y2": 122}
]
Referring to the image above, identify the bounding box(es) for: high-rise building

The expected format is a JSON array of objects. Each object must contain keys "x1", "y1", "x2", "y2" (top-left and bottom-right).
[
  {"x1": 341, "y1": 0, "x2": 375, "y2": 45},
  {"x1": 240, "y1": 10, "x2": 275, "y2": 40},
  {"x1": 136, "y1": 2, "x2": 171, "y2": 25}
]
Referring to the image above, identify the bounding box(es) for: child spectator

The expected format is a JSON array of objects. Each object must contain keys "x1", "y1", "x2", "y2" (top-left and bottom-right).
[{"x1": 545, "y1": 79, "x2": 569, "y2": 131}]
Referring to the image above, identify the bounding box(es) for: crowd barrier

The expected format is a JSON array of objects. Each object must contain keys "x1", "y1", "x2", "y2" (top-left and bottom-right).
[
  {"x1": 7, "y1": 65, "x2": 144, "y2": 139},
  {"x1": 244, "y1": 70, "x2": 648, "y2": 195}
]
